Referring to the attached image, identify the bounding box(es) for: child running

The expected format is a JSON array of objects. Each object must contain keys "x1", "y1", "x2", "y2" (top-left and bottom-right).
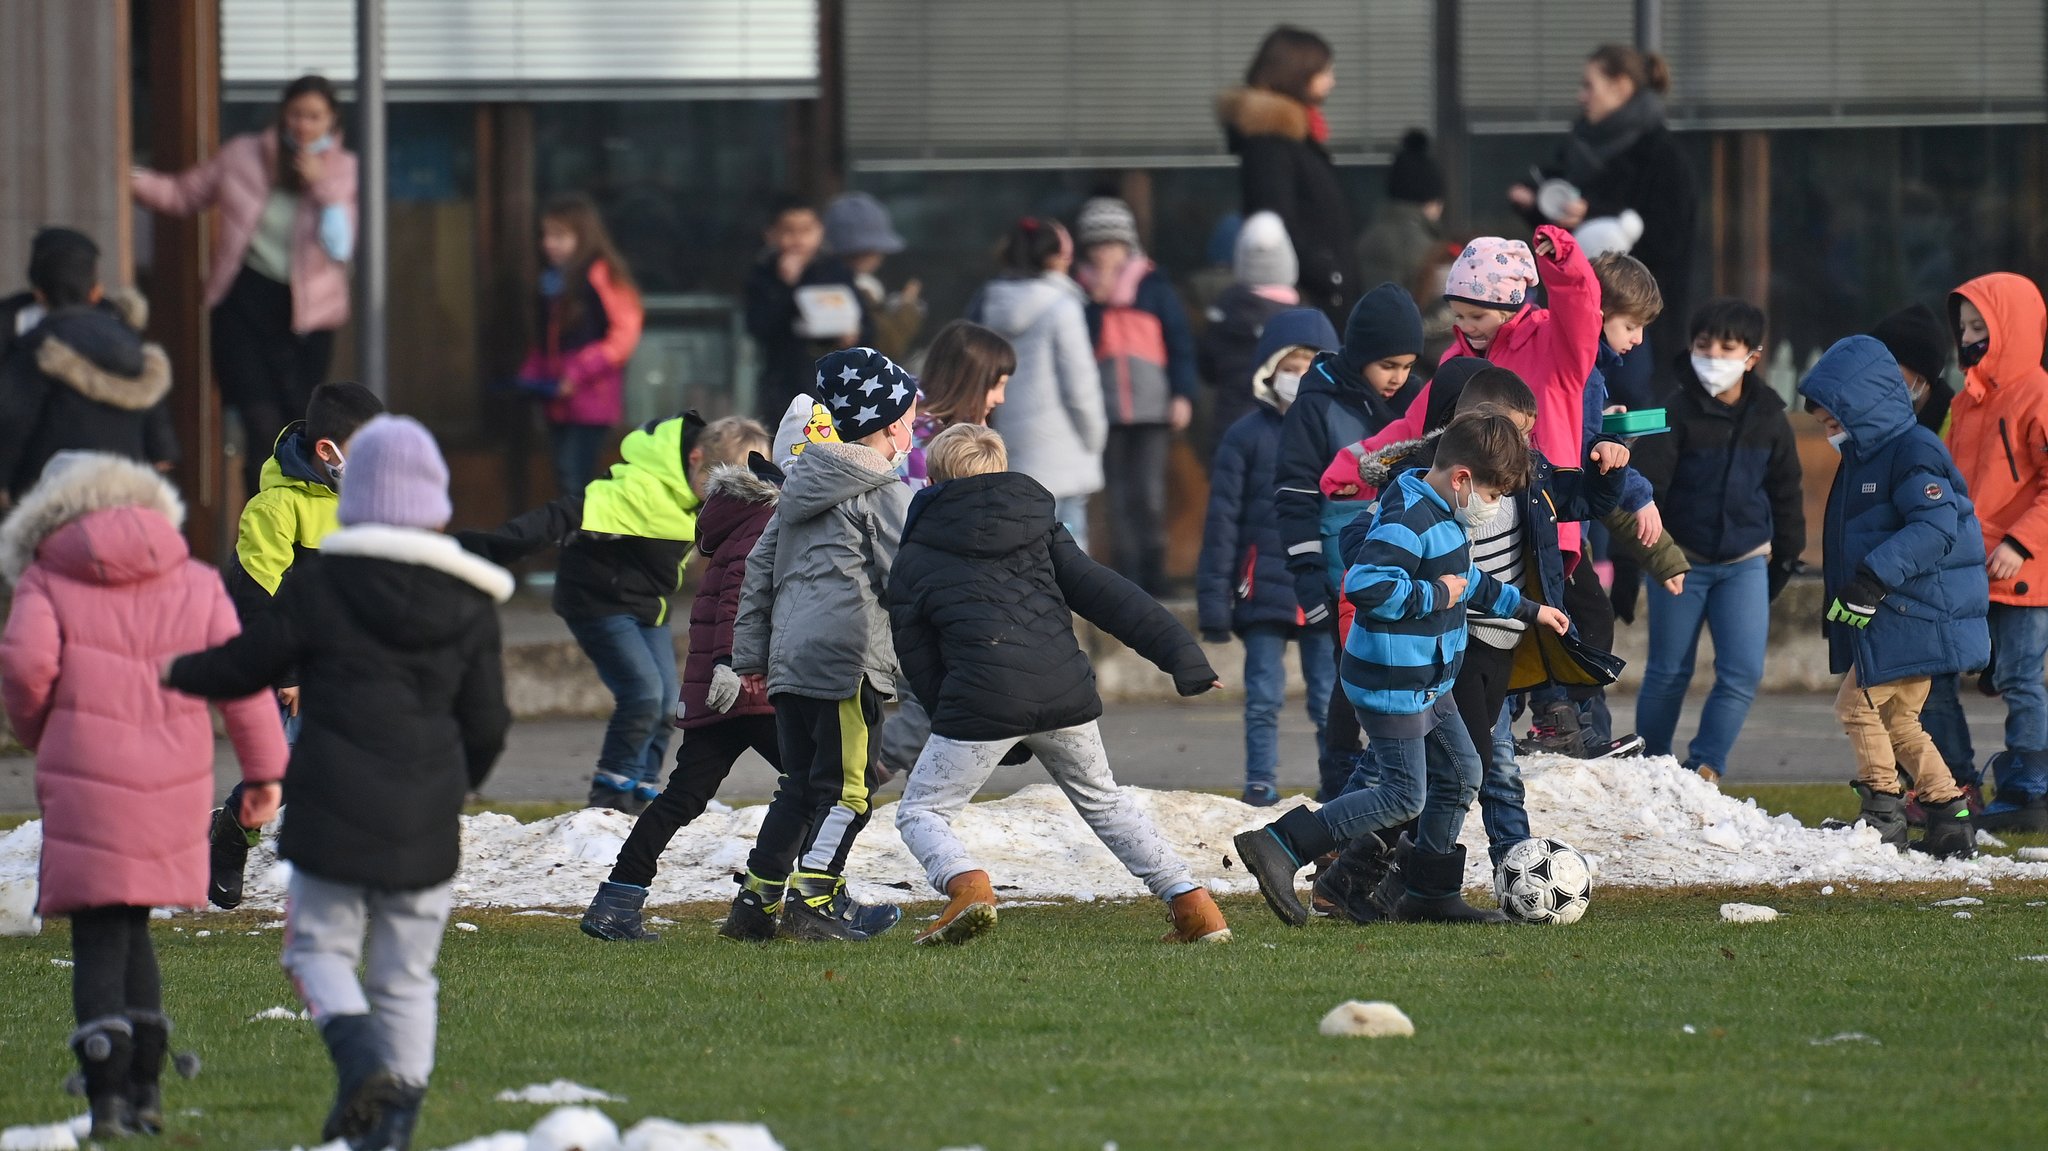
[{"x1": 891, "y1": 424, "x2": 1230, "y2": 945}]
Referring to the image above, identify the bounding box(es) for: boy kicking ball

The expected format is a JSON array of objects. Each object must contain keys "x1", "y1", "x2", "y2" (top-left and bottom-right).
[{"x1": 889, "y1": 424, "x2": 1231, "y2": 945}]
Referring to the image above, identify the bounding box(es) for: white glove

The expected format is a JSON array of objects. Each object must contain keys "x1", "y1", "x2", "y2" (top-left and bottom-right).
[{"x1": 706, "y1": 664, "x2": 743, "y2": 713}]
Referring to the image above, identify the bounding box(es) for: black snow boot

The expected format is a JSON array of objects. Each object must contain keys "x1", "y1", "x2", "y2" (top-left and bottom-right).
[
  {"x1": 354, "y1": 1080, "x2": 426, "y2": 1151},
  {"x1": 1394, "y1": 842, "x2": 1510, "y2": 924},
  {"x1": 1233, "y1": 806, "x2": 1338, "y2": 927},
  {"x1": 1373, "y1": 832, "x2": 1417, "y2": 919},
  {"x1": 1853, "y1": 782, "x2": 1909, "y2": 851},
  {"x1": 1516, "y1": 698, "x2": 1586, "y2": 758},
  {"x1": 1913, "y1": 795, "x2": 1977, "y2": 860},
  {"x1": 580, "y1": 881, "x2": 658, "y2": 942},
  {"x1": 780, "y1": 871, "x2": 902, "y2": 941},
  {"x1": 71, "y1": 1016, "x2": 138, "y2": 1138},
  {"x1": 1310, "y1": 832, "x2": 1396, "y2": 925},
  {"x1": 320, "y1": 1014, "x2": 396, "y2": 1145},
  {"x1": 125, "y1": 1010, "x2": 197, "y2": 1134},
  {"x1": 207, "y1": 792, "x2": 255, "y2": 910},
  {"x1": 716, "y1": 872, "x2": 785, "y2": 942}
]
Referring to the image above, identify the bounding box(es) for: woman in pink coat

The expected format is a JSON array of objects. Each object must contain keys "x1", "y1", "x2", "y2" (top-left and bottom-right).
[
  {"x1": 132, "y1": 75, "x2": 358, "y2": 496},
  {"x1": 0, "y1": 453, "x2": 286, "y2": 1138}
]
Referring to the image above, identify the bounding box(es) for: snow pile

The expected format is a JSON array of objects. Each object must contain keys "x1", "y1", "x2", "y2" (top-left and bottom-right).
[
  {"x1": 496, "y1": 1080, "x2": 623, "y2": 1104},
  {"x1": 430, "y1": 1107, "x2": 781, "y2": 1151},
  {"x1": 2, "y1": 758, "x2": 2046, "y2": 914},
  {"x1": 1317, "y1": 1001, "x2": 1415, "y2": 1038},
  {"x1": 0, "y1": 821, "x2": 44, "y2": 936},
  {"x1": 1720, "y1": 903, "x2": 1779, "y2": 923},
  {"x1": 0, "y1": 1115, "x2": 86, "y2": 1151}
]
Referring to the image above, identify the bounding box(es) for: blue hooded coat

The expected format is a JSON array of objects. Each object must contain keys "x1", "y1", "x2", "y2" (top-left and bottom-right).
[{"x1": 1797, "y1": 335, "x2": 1990, "y2": 685}]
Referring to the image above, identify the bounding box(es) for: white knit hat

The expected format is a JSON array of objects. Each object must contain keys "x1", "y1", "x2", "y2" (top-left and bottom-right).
[{"x1": 1234, "y1": 211, "x2": 1298, "y2": 289}]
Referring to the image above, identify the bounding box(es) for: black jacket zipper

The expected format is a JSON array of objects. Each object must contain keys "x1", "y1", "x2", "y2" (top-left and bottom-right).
[{"x1": 2001, "y1": 418, "x2": 2022, "y2": 483}]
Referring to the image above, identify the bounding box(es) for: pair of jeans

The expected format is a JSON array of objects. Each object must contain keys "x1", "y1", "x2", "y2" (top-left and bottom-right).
[
  {"x1": 282, "y1": 872, "x2": 453, "y2": 1086},
  {"x1": 564, "y1": 614, "x2": 679, "y2": 789},
  {"x1": 1316, "y1": 711, "x2": 1484, "y2": 855},
  {"x1": 1103, "y1": 425, "x2": 1171, "y2": 594},
  {"x1": 1239, "y1": 624, "x2": 1336, "y2": 792},
  {"x1": 1636, "y1": 555, "x2": 1769, "y2": 775},
  {"x1": 1920, "y1": 673, "x2": 1978, "y2": 788},
  {"x1": 1987, "y1": 604, "x2": 2048, "y2": 757},
  {"x1": 549, "y1": 423, "x2": 611, "y2": 499},
  {"x1": 1054, "y1": 495, "x2": 1092, "y2": 553}
]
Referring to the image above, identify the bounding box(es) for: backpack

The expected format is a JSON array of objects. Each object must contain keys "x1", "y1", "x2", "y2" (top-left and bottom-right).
[{"x1": 1095, "y1": 305, "x2": 1171, "y2": 425}]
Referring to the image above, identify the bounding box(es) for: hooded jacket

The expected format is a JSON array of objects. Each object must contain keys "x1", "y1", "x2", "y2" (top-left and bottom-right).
[
  {"x1": 1, "y1": 454, "x2": 286, "y2": 916},
  {"x1": 976, "y1": 273, "x2": 1109, "y2": 499},
  {"x1": 1799, "y1": 336, "x2": 1990, "y2": 685},
  {"x1": 677, "y1": 461, "x2": 780, "y2": 728},
  {"x1": 1217, "y1": 86, "x2": 1357, "y2": 322},
  {"x1": 168, "y1": 525, "x2": 512, "y2": 890},
  {"x1": 0, "y1": 299, "x2": 177, "y2": 499},
  {"x1": 732, "y1": 440, "x2": 911, "y2": 700},
  {"x1": 890, "y1": 471, "x2": 1214, "y2": 740},
  {"x1": 1944, "y1": 273, "x2": 2048, "y2": 606},
  {"x1": 228, "y1": 422, "x2": 339, "y2": 622},
  {"x1": 1197, "y1": 281, "x2": 1296, "y2": 442},
  {"x1": 1630, "y1": 357, "x2": 1805, "y2": 569}
]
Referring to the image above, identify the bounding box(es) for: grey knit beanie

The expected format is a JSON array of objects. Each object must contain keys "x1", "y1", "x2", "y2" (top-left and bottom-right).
[
  {"x1": 1234, "y1": 211, "x2": 1298, "y2": 289},
  {"x1": 1075, "y1": 197, "x2": 1140, "y2": 250},
  {"x1": 337, "y1": 414, "x2": 453, "y2": 529}
]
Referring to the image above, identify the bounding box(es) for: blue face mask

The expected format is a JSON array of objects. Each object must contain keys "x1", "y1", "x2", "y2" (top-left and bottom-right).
[{"x1": 300, "y1": 134, "x2": 334, "y2": 156}]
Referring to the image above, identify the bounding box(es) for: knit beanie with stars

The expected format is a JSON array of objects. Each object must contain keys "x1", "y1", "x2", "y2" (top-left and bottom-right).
[{"x1": 815, "y1": 347, "x2": 917, "y2": 441}]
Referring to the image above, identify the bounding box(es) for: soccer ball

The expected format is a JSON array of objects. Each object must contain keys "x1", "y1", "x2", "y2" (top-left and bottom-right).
[{"x1": 1494, "y1": 838, "x2": 1592, "y2": 925}]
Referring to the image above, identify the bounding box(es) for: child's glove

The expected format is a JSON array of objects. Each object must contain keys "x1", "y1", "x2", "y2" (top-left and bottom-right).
[
  {"x1": 1827, "y1": 570, "x2": 1886, "y2": 630},
  {"x1": 1292, "y1": 568, "x2": 1334, "y2": 627},
  {"x1": 706, "y1": 663, "x2": 743, "y2": 713},
  {"x1": 1768, "y1": 557, "x2": 1804, "y2": 602}
]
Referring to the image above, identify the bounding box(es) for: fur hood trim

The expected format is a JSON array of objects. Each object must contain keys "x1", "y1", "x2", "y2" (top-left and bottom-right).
[
  {"x1": 1216, "y1": 86, "x2": 1311, "y2": 142},
  {"x1": 1357, "y1": 430, "x2": 1442, "y2": 491},
  {"x1": 704, "y1": 462, "x2": 780, "y2": 506},
  {"x1": 105, "y1": 287, "x2": 149, "y2": 332},
  {"x1": 320, "y1": 524, "x2": 516, "y2": 603},
  {"x1": 37, "y1": 337, "x2": 173, "y2": 412},
  {"x1": 0, "y1": 453, "x2": 184, "y2": 583}
]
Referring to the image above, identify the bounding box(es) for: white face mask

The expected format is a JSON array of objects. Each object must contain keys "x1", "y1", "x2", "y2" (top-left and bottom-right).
[
  {"x1": 1454, "y1": 482, "x2": 1504, "y2": 533},
  {"x1": 1827, "y1": 430, "x2": 1851, "y2": 453},
  {"x1": 1272, "y1": 370, "x2": 1302, "y2": 406},
  {"x1": 1691, "y1": 354, "x2": 1747, "y2": 396},
  {"x1": 321, "y1": 443, "x2": 346, "y2": 485}
]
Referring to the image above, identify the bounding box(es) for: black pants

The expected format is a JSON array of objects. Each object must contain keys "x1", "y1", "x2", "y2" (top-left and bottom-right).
[
  {"x1": 1453, "y1": 640, "x2": 1518, "y2": 773},
  {"x1": 1103, "y1": 425, "x2": 1171, "y2": 595},
  {"x1": 746, "y1": 684, "x2": 885, "y2": 881},
  {"x1": 610, "y1": 714, "x2": 782, "y2": 888},
  {"x1": 212, "y1": 266, "x2": 336, "y2": 495},
  {"x1": 70, "y1": 905, "x2": 160, "y2": 1025}
]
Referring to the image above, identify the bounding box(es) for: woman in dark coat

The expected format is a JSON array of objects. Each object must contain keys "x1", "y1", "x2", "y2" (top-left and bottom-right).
[
  {"x1": 1218, "y1": 26, "x2": 1356, "y2": 327},
  {"x1": 1512, "y1": 44, "x2": 1698, "y2": 404}
]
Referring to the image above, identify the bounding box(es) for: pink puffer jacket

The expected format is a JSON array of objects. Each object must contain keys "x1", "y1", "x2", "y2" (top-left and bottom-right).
[
  {"x1": 131, "y1": 129, "x2": 357, "y2": 334},
  {"x1": 0, "y1": 455, "x2": 286, "y2": 917}
]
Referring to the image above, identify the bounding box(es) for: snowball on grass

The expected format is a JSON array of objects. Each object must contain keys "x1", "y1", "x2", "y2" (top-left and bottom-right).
[
  {"x1": 1720, "y1": 903, "x2": 1778, "y2": 923},
  {"x1": 525, "y1": 1107, "x2": 621, "y2": 1151},
  {"x1": 496, "y1": 1080, "x2": 623, "y2": 1105},
  {"x1": 0, "y1": 1114, "x2": 83, "y2": 1151},
  {"x1": 247, "y1": 1006, "x2": 308, "y2": 1022},
  {"x1": 623, "y1": 1118, "x2": 787, "y2": 1151},
  {"x1": 1317, "y1": 1000, "x2": 1414, "y2": 1038}
]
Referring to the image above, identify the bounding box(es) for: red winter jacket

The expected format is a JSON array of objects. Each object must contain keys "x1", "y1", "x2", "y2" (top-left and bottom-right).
[{"x1": 676, "y1": 463, "x2": 779, "y2": 728}]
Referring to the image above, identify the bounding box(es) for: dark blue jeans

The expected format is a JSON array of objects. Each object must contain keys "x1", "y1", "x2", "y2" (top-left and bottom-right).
[
  {"x1": 565, "y1": 614, "x2": 679, "y2": 788},
  {"x1": 1240, "y1": 624, "x2": 1335, "y2": 792},
  {"x1": 1317, "y1": 709, "x2": 1483, "y2": 855}
]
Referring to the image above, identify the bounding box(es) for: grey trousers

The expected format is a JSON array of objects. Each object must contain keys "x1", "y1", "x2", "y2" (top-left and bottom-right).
[
  {"x1": 895, "y1": 721, "x2": 1198, "y2": 902},
  {"x1": 282, "y1": 871, "x2": 454, "y2": 1085}
]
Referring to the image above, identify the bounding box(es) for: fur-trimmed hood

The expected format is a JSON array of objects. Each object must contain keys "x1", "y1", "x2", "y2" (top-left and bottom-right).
[
  {"x1": 30, "y1": 303, "x2": 172, "y2": 412},
  {"x1": 702, "y1": 461, "x2": 781, "y2": 506},
  {"x1": 1216, "y1": 86, "x2": 1311, "y2": 142},
  {"x1": 321, "y1": 524, "x2": 516, "y2": 604},
  {"x1": 696, "y1": 460, "x2": 783, "y2": 558},
  {"x1": 0, "y1": 451, "x2": 186, "y2": 584},
  {"x1": 1357, "y1": 429, "x2": 1442, "y2": 491}
]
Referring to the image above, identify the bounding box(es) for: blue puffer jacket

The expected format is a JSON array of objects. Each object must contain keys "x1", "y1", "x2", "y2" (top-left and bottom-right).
[
  {"x1": 1198, "y1": 384, "x2": 1301, "y2": 635},
  {"x1": 1587, "y1": 339, "x2": 1655, "y2": 512},
  {"x1": 1798, "y1": 335, "x2": 1990, "y2": 685}
]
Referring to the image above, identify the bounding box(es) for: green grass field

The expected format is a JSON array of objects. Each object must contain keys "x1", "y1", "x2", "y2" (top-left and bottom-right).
[{"x1": 5, "y1": 787, "x2": 2048, "y2": 1150}]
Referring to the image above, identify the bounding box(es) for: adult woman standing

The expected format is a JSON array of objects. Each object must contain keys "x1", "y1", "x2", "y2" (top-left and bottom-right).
[
  {"x1": 133, "y1": 75, "x2": 357, "y2": 494},
  {"x1": 1511, "y1": 45, "x2": 1697, "y2": 405},
  {"x1": 1217, "y1": 26, "x2": 1356, "y2": 327}
]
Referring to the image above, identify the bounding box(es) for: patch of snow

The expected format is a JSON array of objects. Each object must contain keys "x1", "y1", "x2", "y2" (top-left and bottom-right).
[
  {"x1": 1681, "y1": 1024, "x2": 1697, "y2": 1034},
  {"x1": 0, "y1": 823, "x2": 43, "y2": 935},
  {"x1": 454, "y1": 922, "x2": 479, "y2": 933},
  {"x1": 647, "y1": 916, "x2": 675, "y2": 926},
  {"x1": 495, "y1": 1080, "x2": 623, "y2": 1104},
  {"x1": 248, "y1": 1006, "x2": 308, "y2": 1022},
  {"x1": 622, "y1": 1118, "x2": 785, "y2": 1151},
  {"x1": 1931, "y1": 897, "x2": 1983, "y2": 907},
  {"x1": 2019, "y1": 847, "x2": 2048, "y2": 862},
  {"x1": 703, "y1": 799, "x2": 733, "y2": 815},
  {"x1": 2017, "y1": 955, "x2": 2048, "y2": 962},
  {"x1": 195, "y1": 930, "x2": 212, "y2": 938},
  {"x1": 1317, "y1": 1000, "x2": 1414, "y2": 1038},
  {"x1": 49, "y1": 958, "x2": 72, "y2": 968},
  {"x1": 1819, "y1": 886, "x2": 1834, "y2": 895},
  {"x1": 1977, "y1": 831, "x2": 2008, "y2": 848},
  {"x1": 1954, "y1": 911, "x2": 1974, "y2": 919},
  {"x1": 1810, "y1": 1031, "x2": 1880, "y2": 1046},
  {"x1": 150, "y1": 908, "x2": 173, "y2": 919},
  {"x1": 1720, "y1": 903, "x2": 1778, "y2": 923},
  {"x1": 0, "y1": 1113, "x2": 85, "y2": 1151},
  {"x1": 524, "y1": 1107, "x2": 618, "y2": 1151}
]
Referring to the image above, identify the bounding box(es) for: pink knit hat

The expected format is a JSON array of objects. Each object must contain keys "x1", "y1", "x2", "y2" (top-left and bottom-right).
[{"x1": 1444, "y1": 237, "x2": 1538, "y2": 310}]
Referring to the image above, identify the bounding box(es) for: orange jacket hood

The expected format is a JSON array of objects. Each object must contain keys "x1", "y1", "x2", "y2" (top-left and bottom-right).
[{"x1": 1952, "y1": 272, "x2": 2048, "y2": 400}]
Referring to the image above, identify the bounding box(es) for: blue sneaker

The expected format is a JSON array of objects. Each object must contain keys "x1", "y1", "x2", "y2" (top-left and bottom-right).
[
  {"x1": 1240, "y1": 782, "x2": 1281, "y2": 807},
  {"x1": 628, "y1": 782, "x2": 661, "y2": 817},
  {"x1": 586, "y1": 771, "x2": 635, "y2": 812}
]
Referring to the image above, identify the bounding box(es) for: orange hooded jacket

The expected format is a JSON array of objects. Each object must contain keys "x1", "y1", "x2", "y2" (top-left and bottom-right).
[{"x1": 1945, "y1": 273, "x2": 2048, "y2": 606}]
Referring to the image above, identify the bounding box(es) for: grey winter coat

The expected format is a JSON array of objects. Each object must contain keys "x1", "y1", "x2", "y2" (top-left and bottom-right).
[
  {"x1": 732, "y1": 440, "x2": 911, "y2": 701},
  {"x1": 973, "y1": 273, "x2": 1108, "y2": 500}
]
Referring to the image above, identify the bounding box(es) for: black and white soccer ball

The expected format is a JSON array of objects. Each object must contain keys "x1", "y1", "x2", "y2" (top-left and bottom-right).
[{"x1": 1494, "y1": 838, "x2": 1592, "y2": 924}]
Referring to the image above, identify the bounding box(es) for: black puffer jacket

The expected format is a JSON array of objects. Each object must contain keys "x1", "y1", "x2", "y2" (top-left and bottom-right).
[
  {"x1": 888, "y1": 472, "x2": 1215, "y2": 741},
  {"x1": 168, "y1": 526, "x2": 513, "y2": 890},
  {"x1": 1218, "y1": 87, "x2": 1358, "y2": 325},
  {"x1": 0, "y1": 299, "x2": 178, "y2": 499}
]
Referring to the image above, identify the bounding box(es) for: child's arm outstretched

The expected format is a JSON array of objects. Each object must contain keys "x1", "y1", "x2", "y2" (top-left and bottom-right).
[
  {"x1": 0, "y1": 571, "x2": 60, "y2": 748},
  {"x1": 166, "y1": 580, "x2": 308, "y2": 700},
  {"x1": 1529, "y1": 226, "x2": 1601, "y2": 464},
  {"x1": 1052, "y1": 527, "x2": 1218, "y2": 694},
  {"x1": 202, "y1": 577, "x2": 288, "y2": 794},
  {"x1": 456, "y1": 496, "x2": 582, "y2": 567},
  {"x1": 730, "y1": 514, "x2": 781, "y2": 682}
]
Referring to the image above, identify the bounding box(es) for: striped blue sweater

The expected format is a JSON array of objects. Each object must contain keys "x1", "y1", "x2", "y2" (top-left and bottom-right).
[{"x1": 1341, "y1": 470, "x2": 1534, "y2": 722}]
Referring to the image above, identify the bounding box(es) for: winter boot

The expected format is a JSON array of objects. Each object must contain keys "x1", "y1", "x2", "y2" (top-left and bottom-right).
[
  {"x1": 1161, "y1": 887, "x2": 1232, "y2": 943},
  {"x1": 320, "y1": 1013, "x2": 396, "y2": 1145},
  {"x1": 1852, "y1": 782, "x2": 1910, "y2": 851},
  {"x1": 916, "y1": 870, "x2": 998, "y2": 946},
  {"x1": 126, "y1": 1010, "x2": 197, "y2": 1135},
  {"x1": 207, "y1": 798, "x2": 256, "y2": 910},
  {"x1": 1232, "y1": 806, "x2": 1338, "y2": 927},
  {"x1": 1516, "y1": 698, "x2": 1586, "y2": 758},
  {"x1": 716, "y1": 872, "x2": 784, "y2": 942},
  {"x1": 1310, "y1": 832, "x2": 1397, "y2": 925},
  {"x1": 1240, "y1": 782, "x2": 1281, "y2": 807},
  {"x1": 355, "y1": 1080, "x2": 426, "y2": 1151},
  {"x1": 70, "y1": 1016, "x2": 137, "y2": 1138},
  {"x1": 1393, "y1": 842, "x2": 1509, "y2": 924},
  {"x1": 586, "y1": 771, "x2": 636, "y2": 812},
  {"x1": 781, "y1": 871, "x2": 901, "y2": 941},
  {"x1": 580, "y1": 881, "x2": 658, "y2": 942},
  {"x1": 1913, "y1": 795, "x2": 1977, "y2": 860}
]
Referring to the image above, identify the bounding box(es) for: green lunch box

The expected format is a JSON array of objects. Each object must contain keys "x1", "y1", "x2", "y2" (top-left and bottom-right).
[{"x1": 1603, "y1": 408, "x2": 1668, "y2": 437}]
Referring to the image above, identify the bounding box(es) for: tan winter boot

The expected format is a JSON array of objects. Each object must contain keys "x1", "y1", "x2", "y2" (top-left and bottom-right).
[
  {"x1": 1162, "y1": 887, "x2": 1233, "y2": 943},
  {"x1": 915, "y1": 870, "x2": 998, "y2": 946}
]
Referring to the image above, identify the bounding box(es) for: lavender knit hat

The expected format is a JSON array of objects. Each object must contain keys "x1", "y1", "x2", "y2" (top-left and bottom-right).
[
  {"x1": 1444, "y1": 237, "x2": 1539, "y2": 310},
  {"x1": 337, "y1": 414, "x2": 453, "y2": 529}
]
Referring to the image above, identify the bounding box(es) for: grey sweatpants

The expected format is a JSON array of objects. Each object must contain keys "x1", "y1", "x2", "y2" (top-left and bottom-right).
[
  {"x1": 895, "y1": 721, "x2": 1198, "y2": 902},
  {"x1": 282, "y1": 871, "x2": 454, "y2": 1086}
]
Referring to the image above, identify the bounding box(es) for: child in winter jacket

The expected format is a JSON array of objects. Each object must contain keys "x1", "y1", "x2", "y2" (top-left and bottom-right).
[
  {"x1": 1197, "y1": 307, "x2": 1339, "y2": 806},
  {"x1": 721, "y1": 348, "x2": 918, "y2": 944},
  {"x1": 523, "y1": 194, "x2": 644, "y2": 498},
  {"x1": 891, "y1": 424, "x2": 1230, "y2": 946},
  {"x1": 208, "y1": 381, "x2": 384, "y2": 910},
  {"x1": 1944, "y1": 273, "x2": 2048, "y2": 829},
  {"x1": 461, "y1": 414, "x2": 739, "y2": 813},
  {"x1": 1799, "y1": 336, "x2": 1988, "y2": 859},
  {"x1": 1074, "y1": 196, "x2": 1197, "y2": 596},
  {"x1": 1236, "y1": 411, "x2": 1569, "y2": 929},
  {"x1": 1, "y1": 453, "x2": 286, "y2": 1139},
  {"x1": 1629, "y1": 299, "x2": 1806, "y2": 785},
  {"x1": 580, "y1": 426, "x2": 781, "y2": 942},
  {"x1": 745, "y1": 195, "x2": 873, "y2": 424},
  {"x1": 169, "y1": 416, "x2": 510, "y2": 1151},
  {"x1": 1197, "y1": 210, "x2": 1299, "y2": 455},
  {"x1": 0, "y1": 228, "x2": 178, "y2": 502}
]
